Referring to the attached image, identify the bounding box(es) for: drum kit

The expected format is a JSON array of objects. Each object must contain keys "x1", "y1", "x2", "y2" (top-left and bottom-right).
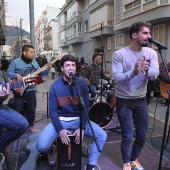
[{"x1": 89, "y1": 78, "x2": 121, "y2": 131}]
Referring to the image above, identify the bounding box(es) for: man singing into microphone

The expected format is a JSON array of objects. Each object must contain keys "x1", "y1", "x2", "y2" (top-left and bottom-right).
[
  {"x1": 112, "y1": 22, "x2": 159, "y2": 170},
  {"x1": 36, "y1": 54, "x2": 107, "y2": 170}
]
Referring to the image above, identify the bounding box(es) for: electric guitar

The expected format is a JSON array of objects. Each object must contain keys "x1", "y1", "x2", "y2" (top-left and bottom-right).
[
  {"x1": 0, "y1": 77, "x2": 42, "y2": 102},
  {"x1": 12, "y1": 53, "x2": 68, "y2": 96}
]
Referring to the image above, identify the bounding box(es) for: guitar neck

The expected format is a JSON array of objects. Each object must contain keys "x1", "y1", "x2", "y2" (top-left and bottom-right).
[
  {"x1": 31, "y1": 65, "x2": 47, "y2": 77},
  {"x1": 10, "y1": 80, "x2": 24, "y2": 89},
  {"x1": 30, "y1": 53, "x2": 68, "y2": 77}
]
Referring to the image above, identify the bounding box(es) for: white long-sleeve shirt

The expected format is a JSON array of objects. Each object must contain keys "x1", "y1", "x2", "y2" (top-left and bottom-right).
[{"x1": 112, "y1": 46, "x2": 159, "y2": 99}]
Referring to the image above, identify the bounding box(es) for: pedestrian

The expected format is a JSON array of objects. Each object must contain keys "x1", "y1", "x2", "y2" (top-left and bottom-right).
[
  {"x1": 112, "y1": 21, "x2": 159, "y2": 170},
  {"x1": 6, "y1": 45, "x2": 52, "y2": 132},
  {"x1": 50, "y1": 66, "x2": 55, "y2": 80},
  {"x1": 36, "y1": 54, "x2": 107, "y2": 169},
  {"x1": 0, "y1": 56, "x2": 9, "y2": 82}
]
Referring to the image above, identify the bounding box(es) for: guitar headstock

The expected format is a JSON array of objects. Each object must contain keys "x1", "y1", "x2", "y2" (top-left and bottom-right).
[
  {"x1": 24, "y1": 76, "x2": 43, "y2": 87},
  {"x1": 50, "y1": 53, "x2": 69, "y2": 64}
]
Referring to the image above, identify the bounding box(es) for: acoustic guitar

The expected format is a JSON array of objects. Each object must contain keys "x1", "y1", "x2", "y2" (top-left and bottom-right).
[
  {"x1": 12, "y1": 53, "x2": 68, "y2": 96},
  {"x1": 0, "y1": 77, "x2": 42, "y2": 102},
  {"x1": 159, "y1": 80, "x2": 170, "y2": 99}
]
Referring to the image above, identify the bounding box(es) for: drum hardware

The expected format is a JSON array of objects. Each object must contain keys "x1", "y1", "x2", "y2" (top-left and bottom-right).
[{"x1": 103, "y1": 106, "x2": 121, "y2": 132}]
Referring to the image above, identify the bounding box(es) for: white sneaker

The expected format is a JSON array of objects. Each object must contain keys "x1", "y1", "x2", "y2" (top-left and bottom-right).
[{"x1": 84, "y1": 166, "x2": 95, "y2": 170}]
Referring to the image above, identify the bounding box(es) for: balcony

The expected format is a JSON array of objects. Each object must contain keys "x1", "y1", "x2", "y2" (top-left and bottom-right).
[
  {"x1": 43, "y1": 35, "x2": 52, "y2": 41},
  {"x1": 115, "y1": 4, "x2": 170, "y2": 31},
  {"x1": 67, "y1": 34, "x2": 82, "y2": 45},
  {"x1": 89, "y1": 23, "x2": 113, "y2": 38},
  {"x1": 44, "y1": 44, "x2": 53, "y2": 51},
  {"x1": 60, "y1": 22, "x2": 67, "y2": 32},
  {"x1": 43, "y1": 17, "x2": 47, "y2": 24},
  {"x1": 66, "y1": 15, "x2": 82, "y2": 27},
  {"x1": 60, "y1": 38, "x2": 69, "y2": 47}
]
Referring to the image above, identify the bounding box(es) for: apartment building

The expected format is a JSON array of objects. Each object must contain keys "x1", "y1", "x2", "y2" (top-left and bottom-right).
[
  {"x1": 114, "y1": 0, "x2": 170, "y2": 63},
  {"x1": 58, "y1": 0, "x2": 170, "y2": 73},
  {"x1": 58, "y1": 0, "x2": 114, "y2": 72},
  {"x1": 35, "y1": 6, "x2": 61, "y2": 61}
]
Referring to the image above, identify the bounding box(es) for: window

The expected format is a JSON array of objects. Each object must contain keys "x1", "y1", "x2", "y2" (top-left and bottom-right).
[
  {"x1": 115, "y1": 34, "x2": 124, "y2": 49},
  {"x1": 152, "y1": 25, "x2": 165, "y2": 49},
  {"x1": 84, "y1": 0, "x2": 89, "y2": 10},
  {"x1": 84, "y1": 20, "x2": 88, "y2": 32},
  {"x1": 107, "y1": 37, "x2": 112, "y2": 50},
  {"x1": 125, "y1": 0, "x2": 141, "y2": 11},
  {"x1": 78, "y1": 23, "x2": 82, "y2": 33},
  {"x1": 73, "y1": 24, "x2": 76, "y2": 37}
]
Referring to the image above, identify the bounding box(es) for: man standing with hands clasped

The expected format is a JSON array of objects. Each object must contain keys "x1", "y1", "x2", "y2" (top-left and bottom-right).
[{"x1": 112, "y1": 22, "x2": 159, "y2": 170}]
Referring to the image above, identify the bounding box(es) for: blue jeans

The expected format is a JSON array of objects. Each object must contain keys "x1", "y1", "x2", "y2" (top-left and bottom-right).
[
  {"x1": 116, "y1": 97, "x2": 148, "y2": 163},
  {"x1": 88, "y1": 85, "x2": 97, "y2": 98},
  {"x1": 0, "y1": 104, "x2": 29, "y2": 152},
  {"x1": 14, "y1": 90, "x2": 36, "y2": 127},
  {"x1": 36, "y1": 118, "x2": 107, "y2": 165}
]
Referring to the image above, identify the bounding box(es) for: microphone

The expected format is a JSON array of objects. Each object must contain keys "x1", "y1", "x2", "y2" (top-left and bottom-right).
[
  {"x1": 68, "y1": 70, "x2": 75, "y2": 77},
  {"x1": 148, "y1": 38, "x2": 167, "y2": 50}
]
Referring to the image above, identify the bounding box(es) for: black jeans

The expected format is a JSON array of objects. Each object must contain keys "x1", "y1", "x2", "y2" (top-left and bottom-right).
[
  {"x1": 14, "y1": 90, "x2": 36, "y2": 127},
  {"x1": 116, "y1": 97, "x2": 148, "y2": 163}
]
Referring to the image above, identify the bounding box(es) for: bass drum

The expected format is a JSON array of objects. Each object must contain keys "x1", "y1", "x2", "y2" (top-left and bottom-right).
[{"x1": 89, "y1": 102, "x2": 113, "y2": 128}]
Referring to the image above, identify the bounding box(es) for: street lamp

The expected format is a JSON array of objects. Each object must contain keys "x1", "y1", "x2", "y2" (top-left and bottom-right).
[{"x1": 20, "y1": 18, "x2": 23, "y2": 51}]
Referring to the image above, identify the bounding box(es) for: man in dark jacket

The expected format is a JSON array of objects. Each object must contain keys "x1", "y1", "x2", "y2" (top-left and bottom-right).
[{"x1": 0, "y1": 56, "x2": 9, "y2": 82}]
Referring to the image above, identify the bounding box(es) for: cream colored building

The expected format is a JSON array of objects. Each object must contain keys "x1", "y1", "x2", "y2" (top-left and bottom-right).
[{"x1": 35, "y1": 6, "x2": 61, "y2": 61}]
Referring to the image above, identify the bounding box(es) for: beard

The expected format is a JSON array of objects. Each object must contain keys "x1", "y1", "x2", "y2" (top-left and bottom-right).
[
  {"x1": 21, "y1": 54, "x2": 33, "y2": 64},
  {"x1": 137, "y1": 39, "x2": 149, "y2": 47}
]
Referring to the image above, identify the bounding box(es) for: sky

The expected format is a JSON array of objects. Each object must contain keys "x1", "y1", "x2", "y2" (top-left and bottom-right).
[{"x1": 5, "y1": 0, "x2": 66, "y2": 32}]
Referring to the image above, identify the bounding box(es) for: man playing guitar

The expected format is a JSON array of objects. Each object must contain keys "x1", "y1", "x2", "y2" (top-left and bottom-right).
[{"x1": 6, "y1": 45, "x2": 52, "y2": 132}]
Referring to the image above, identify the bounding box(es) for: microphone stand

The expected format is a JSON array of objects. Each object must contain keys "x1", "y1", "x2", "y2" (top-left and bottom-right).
[
  {"x1": 157, "y1": 47, "x2": 170, "y2": 170},
  {"x1": 72, "y1": 75, "x2": 101, "y2": 170}
]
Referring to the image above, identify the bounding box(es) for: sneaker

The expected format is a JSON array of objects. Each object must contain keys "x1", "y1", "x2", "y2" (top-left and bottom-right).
[
  {"x1": 48, "y1": 145, "x2": 56, "y2": 166},
  {"x1": 84, "y1": 166, "x2": 95, "y2": 170},
  {"x1": 131, "y1": 159, "x2": 144, "y2": 170},
  {"x1": 123, "y1": 163, "x2": 131, "y2": 170}
]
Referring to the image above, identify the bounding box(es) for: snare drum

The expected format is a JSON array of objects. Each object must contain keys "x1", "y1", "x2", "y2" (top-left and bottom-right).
[{"x1": 89, "y1": 102, "x2": 113, "y2": 128}]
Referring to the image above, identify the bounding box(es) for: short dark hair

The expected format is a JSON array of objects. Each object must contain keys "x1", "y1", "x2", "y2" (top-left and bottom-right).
[
  {"x1": 92, "y1": 53, "x2": 102, "y2": 62},
  {"x1": 60, "y1": 54, "x2": 78, "y2": 67},
  {"x1": 22, "y1": 45, "x2": 34, "y2": 53},
  {"x1": 128, "y1": 22, "x2": 151, "y2": 40}
]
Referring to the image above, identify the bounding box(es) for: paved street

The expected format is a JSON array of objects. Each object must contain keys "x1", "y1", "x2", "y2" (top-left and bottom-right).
[{"x1": 1, "y1": 72, "x2": 170, "y2": 170}]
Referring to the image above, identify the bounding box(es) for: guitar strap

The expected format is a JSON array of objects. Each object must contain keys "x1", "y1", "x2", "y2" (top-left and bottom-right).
[{"x1": 31, "y1": 62, "x2": 37, "y2": 73}]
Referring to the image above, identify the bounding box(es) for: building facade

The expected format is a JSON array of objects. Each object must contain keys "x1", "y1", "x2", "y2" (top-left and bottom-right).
[
  {"x1": 58, "y1": 0, "x2": 170, "y2": 73},
  {"x1": 35, "y1": 6, "x2": 61, "y2": 61}
]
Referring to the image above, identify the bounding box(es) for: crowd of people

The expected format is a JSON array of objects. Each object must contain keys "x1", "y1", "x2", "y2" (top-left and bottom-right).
[{"x1": 1, "y1": 21, "x2": 170, "y2": 170}]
